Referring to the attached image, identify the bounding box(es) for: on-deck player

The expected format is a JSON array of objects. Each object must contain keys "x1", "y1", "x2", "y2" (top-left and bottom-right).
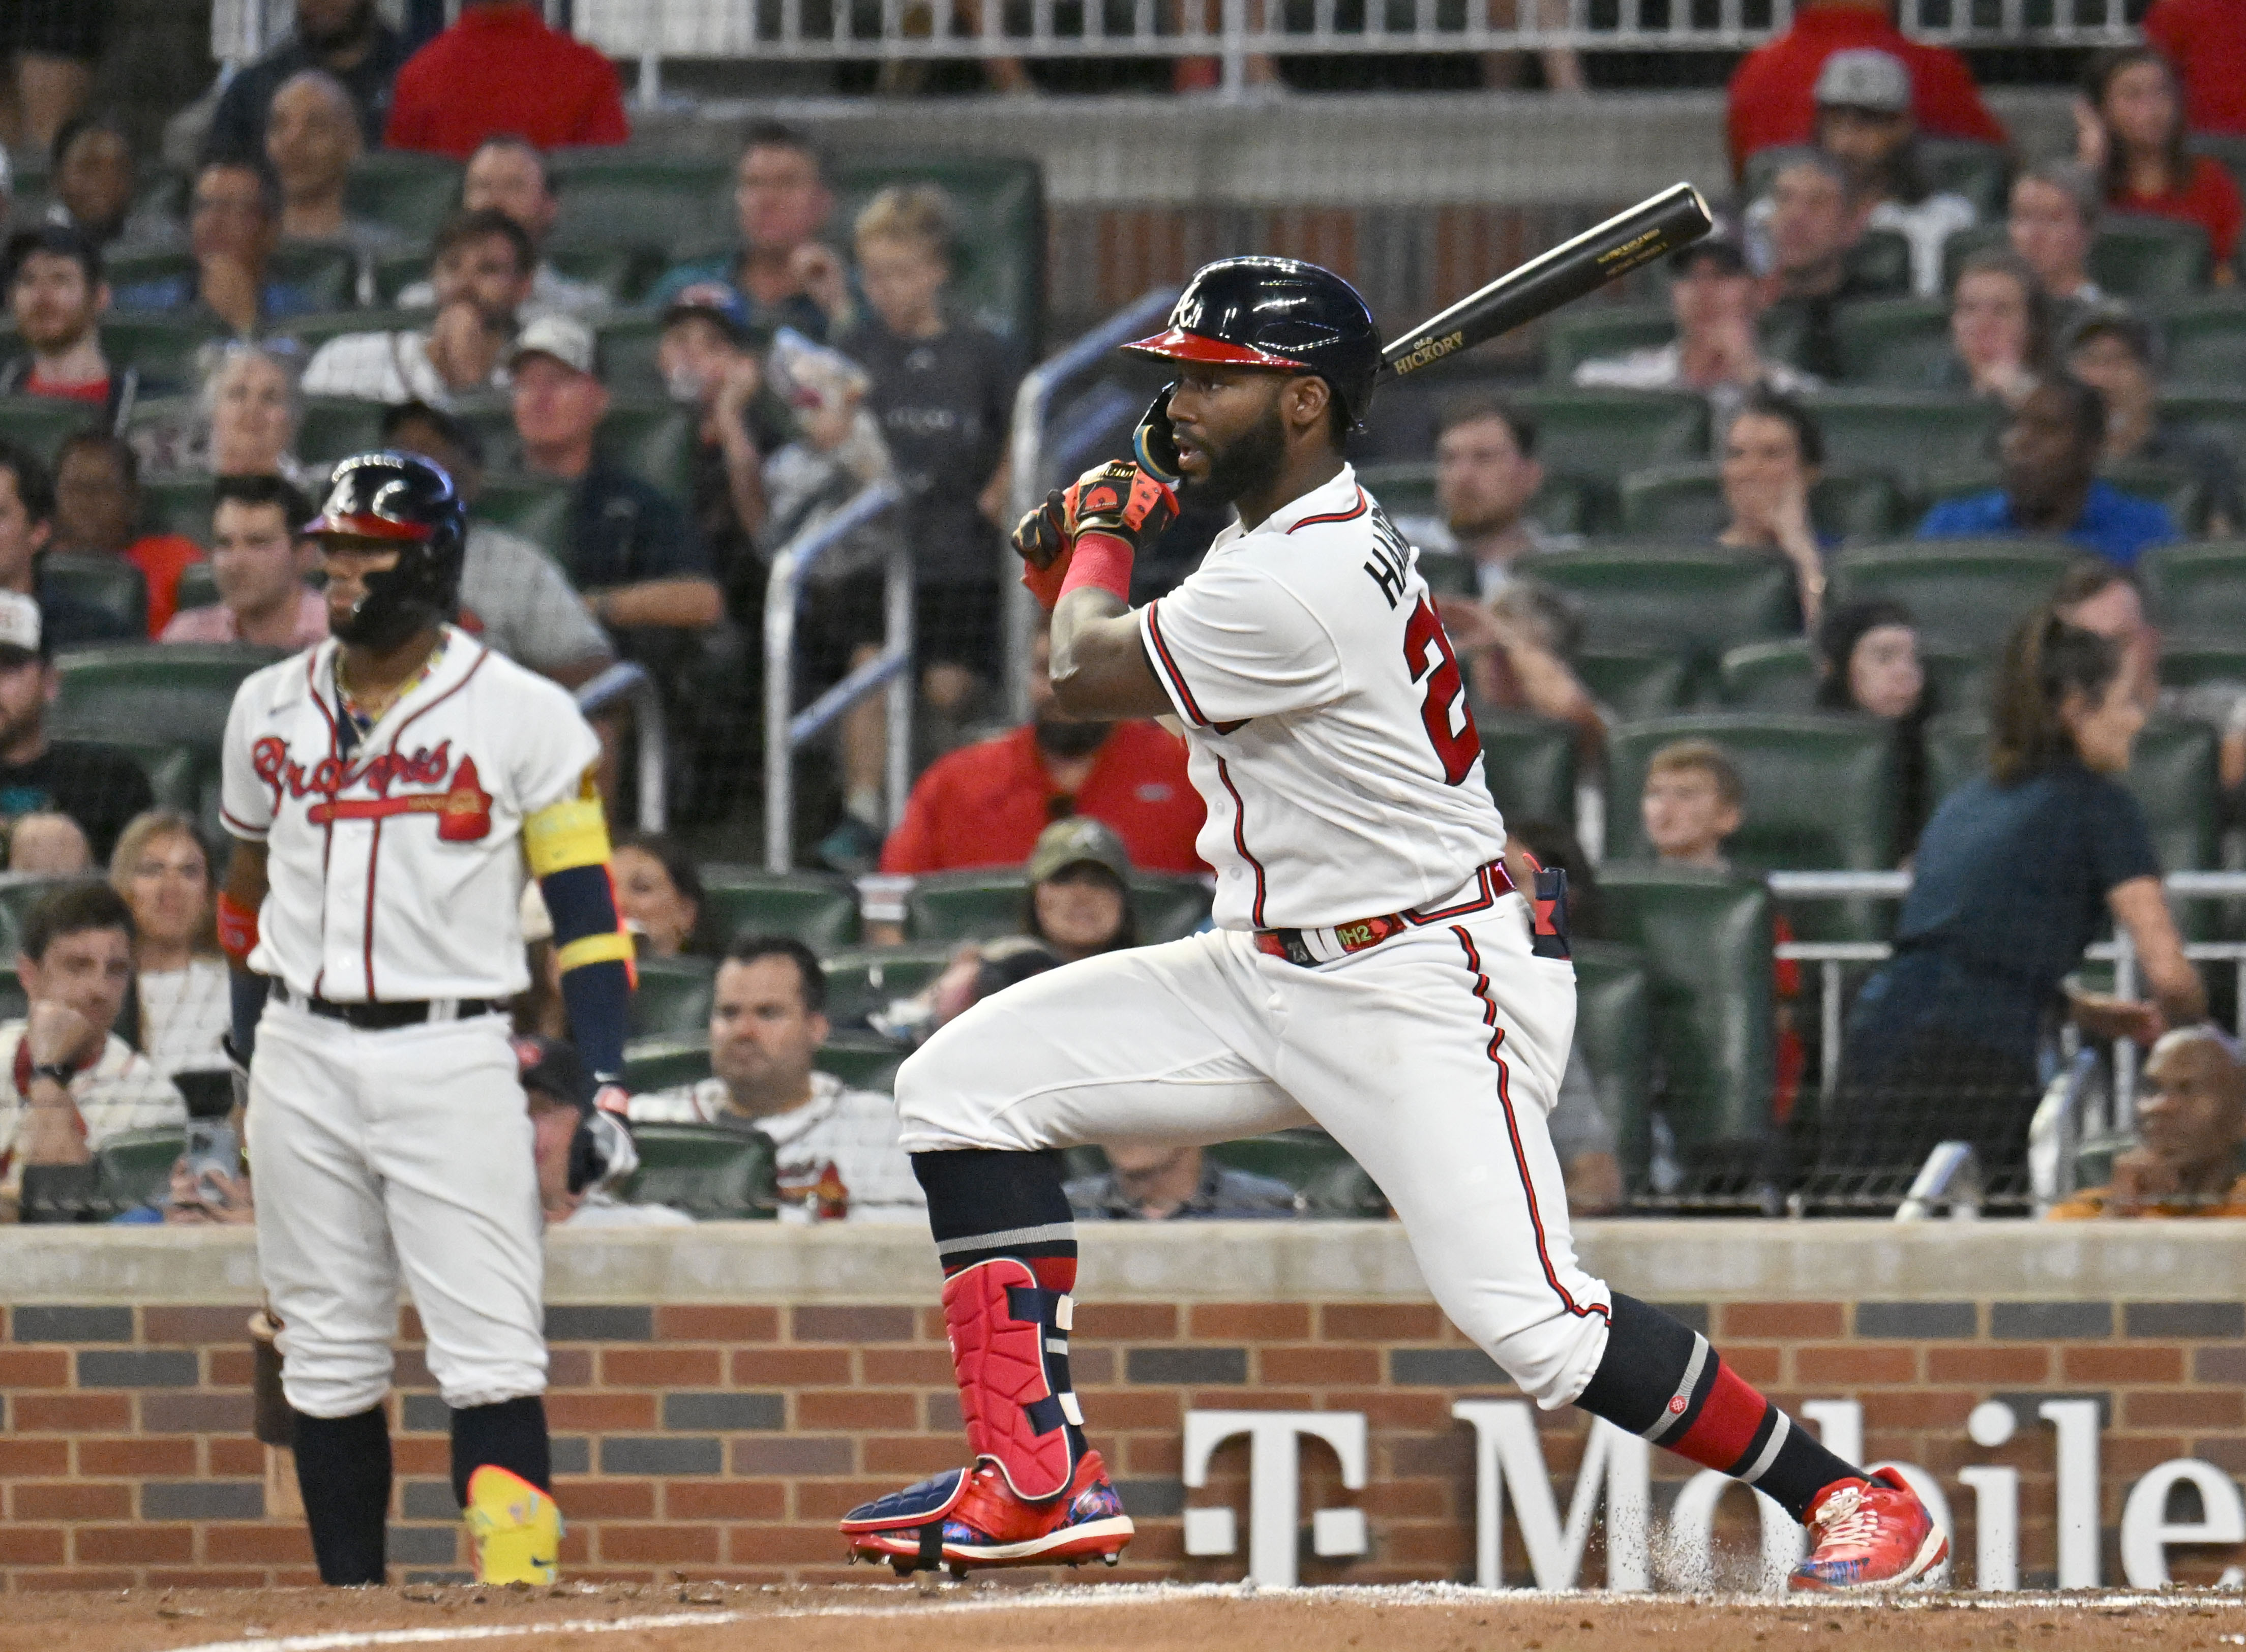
[
  {"x1": 218, "y1": 452, "x2": 639, "y2": 1587},
  {"x1": 840, "y1": 257, "x2": 1949, "y2": 1590}
]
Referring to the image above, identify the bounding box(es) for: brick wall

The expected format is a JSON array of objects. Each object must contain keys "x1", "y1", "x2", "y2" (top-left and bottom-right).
[{"x1": 4, "y1": 1290, "x2": 2242, "y2": 1591}]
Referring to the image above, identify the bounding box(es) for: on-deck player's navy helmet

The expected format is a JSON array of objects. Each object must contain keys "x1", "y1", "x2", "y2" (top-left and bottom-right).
[
  {"x1": 1123, "y1": 256, "x2": 1384, "y2": 430},
  {"x1": 305, "y1": 450, "x2": 468, "y2": 649}
]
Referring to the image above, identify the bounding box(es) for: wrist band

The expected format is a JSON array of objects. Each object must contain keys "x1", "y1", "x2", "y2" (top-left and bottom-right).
[
  {"x1": 216, "y1": 892, "x2": 260, "y2": 965},
  {"x1": 1057, "y1": 532, "x2": 1135, "y2": 605},
  {"x1": 29, "y1": 1061, "x2": 75, "y2": 1088}
]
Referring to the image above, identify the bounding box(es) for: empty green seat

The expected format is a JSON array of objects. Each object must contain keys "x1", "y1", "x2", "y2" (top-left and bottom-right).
[
  {"x1": 42, "y1": 553, "x2": 147, "y2": 636},
  {"x1": 298, "y1": 397, "x2": 394, "y2": 466},
  {"x1": 1719, "y1": 638, "x2": 1818, "y2": 710},
  {"x1": 697, "y1": 867, "x2": 861, "y2": 952},
  {"x1": 831, "y1": 157, "x2": 1046, "y2": 349},
  {"x1": 1572, "y1": 940, "x2": 1654, "y2": 1187},
  {"x1": 1594, "y1": 867, "x2": 1776, "y2": 1179},
  {"x1": 1803, "y1": 393, "x2": 2001, "y2": 495},
  {"x1": 1475, "y1": 710, "x2": 1577, "y2": 826},
  {"x1": 344, "y1": 151, "x2": 463, "y2": 243},
  {"x1": 372, "y1": 249, "x2": 433, "y2": 308},
  {"x1": 1205, "y1": 1130, "x2": 1384, "y2": 1216},
  {"x1": 1833, "y1": 298, "x2": 1952, "y2": 388},
  {"x1": 2157, "y1": 299, "x2": 2246, "y2": 392},
  {"x1": 100, "y1": 319, "x2": 224, "y2": 390},
  {"x1": 172, "y1": 560, "x2": 219, "y2": 614},
  {"x1": 268, "y1": 244, "x2": 361, "y2": 311},
  {"x1": 621, "y1": 1036, "x2": 712, "y2": 1094},
  {"x1": 472, "y1": 476, "x2": 575, "y2": 558},
  {"x1": 278, "y1": 309, "x2": 422, "y2": 357},
  {"x1": 0, "y1": 396, "x2": 103, "y2": 459},
  {"x1": 2143, "y1": 540, "x2": 2246, "y2": 633},
  {"x1": 613, "y1": 1122, "x2": 777, "y2": 1220},
  {"x1": 2090, "y1": 213, "x2": 2211, "y2": 302},
  {"x1": 141, "y1": 475, "x2": 216, "y2": 545},
  {"x1": 1922, "y1": 649, "x2": 1995, "y2": 722},
  {"x1": 546, "y1": 244, "x2": 667, "y2": 307},
  {"x1": 820, "y1": 944, "x2": 956, "y2": 1029},
  {"x1": 104, "y1": 248, "x2": 197, "y2": 306},
  {"x1": 1542, "y1": 303, "x2": 1673, "y2": 383},
  {"x1": 2156, "y1": 393, "x2": 2246, "y2": 463},
  {"x1": 1501, "y1": 390, "x2": 1708, "y2": 483},
  {"x1": 1914, "y1": 139, "x2": 2013, "y2": 218},
  {"x1": 596, "y1": 400, "x2": 693, "y2": 499},
  {"x1": 596, "y1": 312, "x2": 666, "y2": 398},
  {"x1": 94, "y1": 1124, "x2": 189, "y2": 1213},
  {"x1": 548, "y1": 154, "x2": 732, "y2": 255},
  {"x1": 1528, "y1": 544, "x2": 1798, "y2": 674},
  {"x1": 817, "y1": 1034, "x2": 906, "y2": 1093},
  {"x1": 1828, "y1": 541, "x2": 2075, "y2": 654},
  {"x1": 49, "y1": 643, "x2": 279, "y2": 746},
  {"x1": 1575, "y1": 649, "x2": 1696, "y2": 717},
  {"x1": 629, "y1": 955, "x2": 715, "y2": 1039},
  {"x1": 85, "y1": 739, "x2": 203, "y2": 818},
  {"x1": 907, "y1": 869, "x2": 1212, "y2": 945},
  {"x1": 1618, "y1": 464, "x2": 1904, "y2": 542},
  {"x1": 2161, "y1": 639, "x2": 2246, "y2": 691}
]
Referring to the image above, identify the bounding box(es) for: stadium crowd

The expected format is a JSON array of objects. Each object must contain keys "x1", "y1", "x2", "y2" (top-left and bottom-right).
[{"x1": 3, "y1": 0, "x2": 2246, "y2": 1228}]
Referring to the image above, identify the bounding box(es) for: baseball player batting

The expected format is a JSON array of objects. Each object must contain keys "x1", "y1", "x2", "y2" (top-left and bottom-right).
[
  {"x1": 217, "y1": 453, "x2": 638, "y2": 1588},
  {"x1": 840, "y1": 258, "x2": 1949, "y2": 1590}
]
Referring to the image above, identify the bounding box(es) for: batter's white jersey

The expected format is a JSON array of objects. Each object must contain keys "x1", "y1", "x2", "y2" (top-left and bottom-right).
[
  {"x1": 1137, "y1": 463, "x2": 1505, "y2": 930},
  {"x1": 220, "y1": 627, "x2": 601, "y2": 1002}
]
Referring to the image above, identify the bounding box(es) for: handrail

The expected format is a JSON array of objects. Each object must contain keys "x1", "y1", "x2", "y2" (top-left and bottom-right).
[
  {"x1": 762, "y1": 480, "x2": 909, "y2": 873},
  {"x1": 1001, "y1": 287, "x2": 1181, "y2": 724},
  {"x1": 574, "y1": 660, "x2": 668, "y2": 833}
]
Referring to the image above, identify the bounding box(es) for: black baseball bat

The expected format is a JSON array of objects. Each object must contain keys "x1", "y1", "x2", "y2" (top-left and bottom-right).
[{"x1": 1379, "y1": 182, "x2": 1714, "y2": 379}]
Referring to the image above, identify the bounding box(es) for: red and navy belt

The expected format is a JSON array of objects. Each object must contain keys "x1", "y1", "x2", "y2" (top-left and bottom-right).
[{"x1": 1252, "y1": 859, "x2": 1522, "y2": 968}]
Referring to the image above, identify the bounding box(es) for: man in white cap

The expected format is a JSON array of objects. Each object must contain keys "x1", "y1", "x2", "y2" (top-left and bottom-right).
[{"x1": 1809, "y1": 48, "x2": 1978, "y2": 297}]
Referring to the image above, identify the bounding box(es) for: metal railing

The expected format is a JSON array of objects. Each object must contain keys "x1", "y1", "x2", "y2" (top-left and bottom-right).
[
  {"x1": 575, "y1": 660, "x2": 670, "y2": 834},
  {"x1": 763, "y1": 480, "x2": 911, "y2": 872},
  {"x1": 1002, "y1": 287, "x2": 1180, "y2": 724}
]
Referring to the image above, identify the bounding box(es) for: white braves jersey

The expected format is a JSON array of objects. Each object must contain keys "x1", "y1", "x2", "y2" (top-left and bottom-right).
[
  {"x1": 221, "y1": 627, "x2": 601, "y2": 1001},
  {"x1": 1138, "y1": 464, "x2": 1505, "y2": 931}
]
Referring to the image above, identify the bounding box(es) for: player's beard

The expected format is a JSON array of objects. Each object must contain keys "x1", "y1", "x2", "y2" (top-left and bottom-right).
[{"x1": 1187, "y1": 400, "x2": 1289, "y2": 507}]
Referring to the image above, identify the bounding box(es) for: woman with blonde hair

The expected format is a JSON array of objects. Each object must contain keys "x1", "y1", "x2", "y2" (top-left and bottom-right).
[{"x1": 109, "y1": 810, "x2": 231, "y2": 1074}]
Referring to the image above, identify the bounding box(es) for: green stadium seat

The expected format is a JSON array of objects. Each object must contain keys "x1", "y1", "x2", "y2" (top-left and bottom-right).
[
  {"x1": 1803, "y1": 393, "x2": 2002, "y2": 495},
  {"x1": 548, "y1": 154, "x2": 732, "y2": 255},
  {"x1": 2160, "y1": 640, "x2": 2246, "y2": 692},
  {"x1": 268, "y1": 244, "x2": 361, "y2": 312},
  {"x1": 2156, "y1": 299, "x2": 2246, "y2": 392},
  {"x1": 49, "y1": 643, "x2": 279, "y2": 747},
  {"x1": 1475, "y1": 710, "x2": 1577, "y2": 826},
  {"x1": 906, "y1": 868, "x2": 1213, "y2": 945},
  {"x1": 276, "y1": 309, "x2": 422, "y2": 358},
  {"x1": 831, "y1": 157, "x2": 1046, "y2": 350},
  {"x1": 629, "y1": 955, "x2": 716, "y2": 1040},
  {"x1": 1571, "y1": 941, "x2": 1654, "y2": 1187},
  {"x1": 1916, "y1": 138, "x2": 2012, "y2": 218},
  {"x1": 2156, "y1": 392, "x2": 2246, "y2": 462},
  {"x1": 100, "y1": 319, "x2": 224, "y2": 389},
  {"x1": 172, "y1": 561, "x2": 219, "y2": 614},
  {"x1": 1502, "y1": 389, "x2": 1708, "y2": 483},
  {"x1": 601, "y1": 400, "x2": 695, "y2": 499},
  {"x1": 0, "y1": 395, "x2": 104, "y2": 459},
  {"x1": 1617, "y1": 464, "x2": 1904, "y2": 542},
  {"x1": 104, "y1": 248, "x2": 197, "y2": 307},
  {"x1": 298, "y1": 397, "x2": 393, "y2": 465},
  {"x1": 1922, "y1": 648, "x2": 1995, "y2": 723},
  {"x1": 1921, "y1": 710, "x2": 1986, "y2": 804},
  {"x1": 1594, "y1": 866, "x2": 1776, "y2": 1179},
  {"x1": 621, "y1": 1036, "x2": 712, "y2": 1093},
  {"x1": 817, "y1": 1034, "x2": 906, "y2": 1093},
  {"x1": 1204, "y1": 1130, "x2": 1384, "y2": 1217},
  {"x1": 1937, "y1": 222, "x2": 2007, "y2": 292},
  {"x1": 2143, "y1": 540, "x2": 2246, "y2": 634},
  {"x1": 471, "y1": 476, "x2": 574, "y2": 558},
  {"x1": 596, "y1": 312, "x2": 666, "y2": 398},
  {"x1": 86, "y1": 739, "x2": 203, "y2": 817},
  {"x1": 613, "y1": 1121, "x2": 778, "y2": 1220},
  {"x1": 1921, "y1": 461, "x2": 2201, "y2": 532},
  {"x1": 42, "y1": 552, "x2": 147, "y2": 636},
  {"x1": 1832, "y1": 297, "x2": 1952, "y2": 388},
  {"x1": 1359, "y1": 460, "x2": 1436, "y2": 521},
  {"x1": 2090, "y1": 214, "x2": 2211, "y2": 302},
  {"x1": 820, "y1": 944, "x2": 956, "y2": 1029},
  {"x1": 372, "y1": 249, "x2": 432, "y2": 308},
  {"x1": 0, "y1": 874, "x2": 97, "y2": 956},
  {"x1": 1541, "y1": 303, "x2": 1672, "y2": 383},
  {"x1": 1366, "y1": 459, "x2": 1600, "y2": 553},
  {"x1": 344, "y1": 151, "x2": 463, "y2": 243},
  {"x1": 1575, "y1": 648, "x2": 1696, "y2": 717},
  {"x1": 696, "y1": 867, "x2": 861, "y2": 952},
  {"x1": 1528, "y1": 544, "x2": 1799, "y2": 682},
  {"x1": 141, "y1": 475, "x2": 216, "y2": 545},
  {"x1": 1719, "y1": 638, "x2": 1818, "y2": 710},
  {"x1": 1828, "y1": 540, "x2": 2075, "y2": 655},
  {"x1": 547, "y1": 244, "x2": 667, "y2": 307}
]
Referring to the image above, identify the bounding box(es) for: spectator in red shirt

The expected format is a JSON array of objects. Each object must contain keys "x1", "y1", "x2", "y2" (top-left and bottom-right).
[
  {"x1": 48, "y1": 434, "x2": 202, "y2": 636},
  {"x1": 2077, "y1": 46, "x2": 2243, "y2": 275},
  {"x1": 383, "y1": 0, "x2": 628, "y2": 160},
  {"x1": 1726, "y1": 0, "x2": 2004, "y2": 176},
  {"x1": 2144, "y1": 0, "x2": 2246, "y2": 137},
  {"x1": 880, "y1": 627, "x2": 1206, "y2": 884},
  {"x1": 0, "y1": 227, "x2": 136, "y2": 430}
]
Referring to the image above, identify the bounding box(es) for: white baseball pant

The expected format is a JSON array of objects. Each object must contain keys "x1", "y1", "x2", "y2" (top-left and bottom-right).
[
  {"x1": 896, "y1": 891, "x2": 1615, "y2": 1407},
  {"x1": 247, "y1": 1002, "x2": 548, "y2": 1418}
]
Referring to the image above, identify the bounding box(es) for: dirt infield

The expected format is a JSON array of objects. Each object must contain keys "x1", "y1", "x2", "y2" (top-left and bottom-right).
[{"x1": 0, "y1": 1582, "x2": 2235, "y2": 1652}]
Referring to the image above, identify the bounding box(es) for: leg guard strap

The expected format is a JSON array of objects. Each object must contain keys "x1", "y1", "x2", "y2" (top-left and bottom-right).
[{"x1": 946, "y1": 1257, "x2": 1081, "y2": 1501}]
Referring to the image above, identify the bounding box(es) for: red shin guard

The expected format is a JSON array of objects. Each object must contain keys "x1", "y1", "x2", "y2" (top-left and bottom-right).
[{"x1": 942, "y1": 1257, "x2": 1082, "y2": 1501}]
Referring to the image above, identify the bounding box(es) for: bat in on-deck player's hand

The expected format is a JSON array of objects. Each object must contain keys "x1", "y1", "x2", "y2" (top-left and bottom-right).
[{"x1": 1131, "y1": 182, "x2": 1715, "y2": 485}]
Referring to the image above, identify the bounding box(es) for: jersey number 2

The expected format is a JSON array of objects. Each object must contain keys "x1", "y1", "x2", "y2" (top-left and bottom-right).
[{"x1": 1404, "y1": 597, "x2": 1482, "y2": 786}]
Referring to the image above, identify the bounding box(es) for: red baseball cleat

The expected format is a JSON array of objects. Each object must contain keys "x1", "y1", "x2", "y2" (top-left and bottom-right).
[
  {"x1": 841, "y1": 1448, "x2": 1133, "y2": 1577},
  {"x1": 1789, "y1": 1468, "x2": 1949, "y2": 1591}
]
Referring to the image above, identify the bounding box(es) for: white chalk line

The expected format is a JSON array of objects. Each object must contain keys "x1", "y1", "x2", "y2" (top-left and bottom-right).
[{"x1": 153, "y1": 1580, "x2": 2246, "y2": 1652}]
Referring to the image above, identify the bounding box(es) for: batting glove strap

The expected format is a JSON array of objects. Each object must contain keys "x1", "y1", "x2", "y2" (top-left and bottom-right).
[{"x1": 567, "y1": 1108, "x2": 638, "y2": 1195}]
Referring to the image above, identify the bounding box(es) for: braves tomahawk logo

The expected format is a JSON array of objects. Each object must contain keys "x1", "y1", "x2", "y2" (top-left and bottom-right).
[{"x1": 252, "y1": 737, "x2": 494, "y2": 841}]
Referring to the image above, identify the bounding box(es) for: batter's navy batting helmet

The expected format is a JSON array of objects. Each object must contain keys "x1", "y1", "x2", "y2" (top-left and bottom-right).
[
  {"x1": 1124, "y1": 256, "x2": 1384, "y2": 430},
  {"x1": 306, "y1": 450, "x2": 468, "y2": 649}
]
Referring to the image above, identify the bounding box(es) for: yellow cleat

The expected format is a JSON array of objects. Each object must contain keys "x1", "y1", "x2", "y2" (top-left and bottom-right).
[{"x1": 464, "y1": 1465, "x2": 562, "y2": 1585}]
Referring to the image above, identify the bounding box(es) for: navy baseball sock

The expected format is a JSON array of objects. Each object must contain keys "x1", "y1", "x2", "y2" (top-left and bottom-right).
[
  {"x1": 450, "y1": 1396, "x2": 552, "y2": 1508},
  {"x1": 292, "y1": 1405, "x2": 391, "y2": 1585},
  {"x1": 1573, "y1": 1293, "x2": 1863, "y2": 1522}
]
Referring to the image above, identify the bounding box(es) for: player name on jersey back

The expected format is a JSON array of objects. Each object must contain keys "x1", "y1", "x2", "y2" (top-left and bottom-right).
[
  {"x1": 1138, "y1": 463, "x2": 1507, "y2": 933},
  {"x1": 221, "y1": 629, "x2": 602, "y2": 1003}
]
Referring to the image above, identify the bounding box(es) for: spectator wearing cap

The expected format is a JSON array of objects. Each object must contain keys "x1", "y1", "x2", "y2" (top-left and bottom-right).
[
  {"x1": 204, "y1": 0, "x2": 407, "y2": 161},
  {"x1": 1575, "y1": 238, "x2": 1819, "y2": 419},
  {"x1": 396, "y1": 137, "x2": 607, "y2": 319},
  {"x1": 49, "y1": 433, "x2": 203, "y2": 634},
  {"x1": 1755, "y1": 151, "x2": 1899, "y2": 381},
  {"x1": 384, "y1": 0, "x2": 629, "y2": 160},
  {"x1": 627, "y1": 936, "x2": 925, "y2": 1224},
  {"x1": 1022, "y1": 818, "x2": 1140, "y2": 963},
  {"x1": 378, "y1": 398, "x2": 616, "y2": 687},
  {"x1": 1725, "y1": 0, "x2": 2004, "y2": 175},
  {"x1": 47, "y1": 115, "x2": 171, "y2": 251},
  {"x1": 657, "y1": 283, "x2": 780, "y2": 598},
  {"x1": 2145, "y1": 0, "x2": 2246, "y2": 138},
  {"x1": 510, "y1": 313, "x2": 723, "y2": 639},
  {"x1": 266, "y1": 69, "x2": 407, "y2": 266},
  {"x1": 0, "y1": 588, "x2": 151, "y2": 861},
  {"x1": 1803, "y1": 49, "x2": 1978, "y2": 297},
  {"x1": 2048, "y1": 1026, "x2": 2246, "y2": 1218},
  {"x1": 109, "y1": 157, "x2": 318, "y2": 339},
  {"x1": 301, "y1": 208, "x2": 535, "y2": 406},
  {"x1": 2010, "y1": 161, "x2": 2107, "y2": 322},
  {"x1": 2067, "y1": 308, "x2": 2242, "y2": 537},
  {"x1": 0, "y1": 225, "x2": 139, "y2": 430},
  {"x1": 0, "y1": 440, "x2": 133, "y2": 653},
  {"x1": 162, "y1": 473, "x2": 328, "y2": 650},
  {"x1": 2077, "y1": 46, "x2": 2243, "y2": 276},
  {"x1": 1394, "y1": 399, "x2": 1576, "y2": 599},
  {"x1": 646, "y1": 124, "x2": 852, "y2": 343},
  {"x1": 1920, "y1": 376, "x2": 2177, "y2": 569}
]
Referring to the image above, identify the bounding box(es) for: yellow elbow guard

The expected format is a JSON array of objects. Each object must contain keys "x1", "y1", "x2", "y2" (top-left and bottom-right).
[
  {"x1": 524, "y1": 796, "x2": 611, "y2": 877},
  {"x1": 556, "y1": 930, "x2": 637, "y2": 973}
]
